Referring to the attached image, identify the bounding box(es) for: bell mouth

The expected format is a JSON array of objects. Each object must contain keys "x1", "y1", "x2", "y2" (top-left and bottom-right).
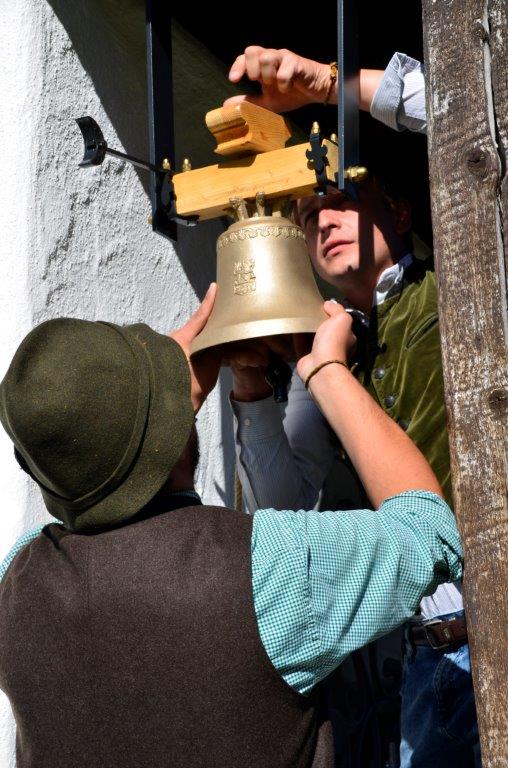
[{"x1": 190, "y1": 316, "x2": 324, "y2": 357}]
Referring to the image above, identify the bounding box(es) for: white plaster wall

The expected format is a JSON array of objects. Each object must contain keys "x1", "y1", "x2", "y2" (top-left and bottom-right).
[{"x1": 0, "y1": 2, "x2": 236, "y2": 763}]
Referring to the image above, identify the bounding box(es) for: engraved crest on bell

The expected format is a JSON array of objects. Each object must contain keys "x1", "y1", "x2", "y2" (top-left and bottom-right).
[{"x1": 234, "y1": 258, "x2": 256, "y2": 295}]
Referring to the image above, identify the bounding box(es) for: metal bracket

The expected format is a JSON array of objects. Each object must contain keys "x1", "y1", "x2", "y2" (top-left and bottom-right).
[
  {"x1": 146, "y1": 1, "x2": 187, "y2": 239},
  {"x1": 306, "y1": 123, "x2": 336, "y2": 195},
  {"x1": 337, "y1": 0, "x2": 360, "y2": 190},
  {"x1": 75, "y1": 116, "x2": 198, "y2": 228}
]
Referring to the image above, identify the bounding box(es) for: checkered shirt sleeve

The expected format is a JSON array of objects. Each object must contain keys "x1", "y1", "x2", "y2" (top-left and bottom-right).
[
  {"x1": 0, "y1": 527, "x2": 44, "y2": 582},
  {"x1": 251, "y1": 491, "x2": 462, "y2": 695}
]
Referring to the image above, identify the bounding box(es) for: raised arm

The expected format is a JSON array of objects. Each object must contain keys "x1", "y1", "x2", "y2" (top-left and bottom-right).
[
  {"x1": 225, "y1": 47, "x2": 427, "y2": 135},
  {"x1": 252, "y1": 303, "x2": 459, "y2": 694},
  {"x1": 230, "y1": 295, "x2": 441, "y2": 513},
  {"x1": 230, "y1": 342, "x2": 336, "y2": 512},
  {"x1": 225, "y1": 46, "x2": 384, "y2": 113},
  {"x1": 297, "y1": 301, "x2": 442, "y2": 505}
]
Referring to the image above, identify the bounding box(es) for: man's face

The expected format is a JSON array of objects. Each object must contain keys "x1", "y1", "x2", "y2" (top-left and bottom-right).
[{"x1": 297, "y1": 185, "x2": 410, "y2": 297}]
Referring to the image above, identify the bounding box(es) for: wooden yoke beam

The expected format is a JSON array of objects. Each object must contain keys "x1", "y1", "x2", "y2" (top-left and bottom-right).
[
  {"x1": 172, "y1": 102, "x2": 338, "y2": 221},
  {"x1": 173, "y1": 140, "x2": 338, "y2": 220}
]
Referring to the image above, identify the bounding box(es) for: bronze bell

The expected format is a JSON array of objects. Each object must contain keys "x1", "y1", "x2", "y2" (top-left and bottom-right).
[{"x1": 190, "y1": 211, "x2": 326, "y2": 356}]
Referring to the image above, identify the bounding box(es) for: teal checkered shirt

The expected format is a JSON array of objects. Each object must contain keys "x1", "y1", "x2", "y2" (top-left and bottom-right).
[{"x1": 0, "y1": 490, "x2": 462, "y2": 695}]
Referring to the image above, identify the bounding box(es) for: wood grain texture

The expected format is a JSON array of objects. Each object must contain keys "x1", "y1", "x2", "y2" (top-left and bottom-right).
[
  {"x1": 489, "y1": 1, "x2": 508, "y2": 293},
  {"x1": 173, "y1": 140, "x2": 338, "y2": 220},
  {"x1": 423, "y1": 1, "x2": 508, "y2": 764},
  {"x1": 205, "y1": 102, "x2": 291, "y2": 156}
]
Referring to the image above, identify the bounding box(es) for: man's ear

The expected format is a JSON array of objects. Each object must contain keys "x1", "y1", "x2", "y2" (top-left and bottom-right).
[{"x1": 393, "y1": 199, "x2": 412, "y2": 236}]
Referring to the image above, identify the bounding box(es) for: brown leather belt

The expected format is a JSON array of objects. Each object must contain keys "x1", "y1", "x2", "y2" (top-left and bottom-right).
[{"x1": 409, "y1": 616, "x2": 468, "y2": 650}]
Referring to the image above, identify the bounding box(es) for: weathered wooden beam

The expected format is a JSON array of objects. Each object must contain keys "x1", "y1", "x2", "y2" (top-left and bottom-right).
[
  {"x1": 423, "y1": 1, "x2": 508, "y2": 765},
  {"x1": 173, "y1": 140, "x2": 339, "y2": 220},
  {"x1": 489, "y1": 2, "x2": 508, "y2": 287}
]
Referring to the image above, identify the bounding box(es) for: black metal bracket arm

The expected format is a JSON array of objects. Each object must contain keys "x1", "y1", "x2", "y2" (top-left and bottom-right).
[
  {"x1": 337, "y1": 0, "x2": 359, "y2": 191},
  {"x1": 75, "y1": 116, "x2": 198, "y2": 228}
]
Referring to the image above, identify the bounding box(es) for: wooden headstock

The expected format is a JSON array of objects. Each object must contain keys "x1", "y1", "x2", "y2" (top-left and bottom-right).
[{"x1": 173, "y1": 102, "x2": 338, "y2": 221}]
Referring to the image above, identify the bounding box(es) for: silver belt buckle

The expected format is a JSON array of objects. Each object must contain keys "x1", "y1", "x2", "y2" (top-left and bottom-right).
[{"x1": 423, "y1": 619, "x2": 450, "y2": 650}]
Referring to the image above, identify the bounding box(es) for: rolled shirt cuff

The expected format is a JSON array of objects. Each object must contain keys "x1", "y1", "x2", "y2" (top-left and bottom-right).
[{"x1": 371, "y1": 52, "x2": 426, "y2": 134}]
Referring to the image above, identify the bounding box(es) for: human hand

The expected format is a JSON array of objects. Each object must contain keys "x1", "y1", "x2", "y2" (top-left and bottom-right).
[
  {"x1": 224, "y1": 46, "x2": 334, "y2": 113},
  {"x1": 296, "y1": 302, "x2": 356, "y2": 384},
  {"x1": 225, "y1": 335, "x2": 293, "y2": 402},
  {"x1": 170, "y1": 283, "x2": 222, "y2": 412}
]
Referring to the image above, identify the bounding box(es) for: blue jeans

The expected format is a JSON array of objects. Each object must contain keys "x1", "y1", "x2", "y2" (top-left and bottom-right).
[{"x1": 400, "y1": 611, "x2": 481, "y2": 768}]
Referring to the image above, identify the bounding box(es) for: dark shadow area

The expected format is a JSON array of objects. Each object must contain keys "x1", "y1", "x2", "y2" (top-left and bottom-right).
[
  {"x1": 49, "y1": 0, "x2": 430, "y2": 244},
  {"x1": 48, "y1": 0, "x2": 148, "y2": 171},
  {"x1": 48, "y1": 0, "x2": 431, "y2": 274},
  {"x1": 173, "y1": 0, "x2": 431, "y2": 244},
  {"x1": 46, "y1": 0, "x2": 231, "y2": 305}
]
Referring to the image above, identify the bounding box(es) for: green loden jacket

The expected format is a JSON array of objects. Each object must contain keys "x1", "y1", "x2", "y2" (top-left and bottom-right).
[{"x1": 355, "y1": 260, "x2": 452, "y2": 506}]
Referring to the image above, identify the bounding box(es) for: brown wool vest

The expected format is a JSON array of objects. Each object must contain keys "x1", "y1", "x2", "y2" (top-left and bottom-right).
[{"x1": 0, "y1": 505, "x2": 333, "y2": 768}]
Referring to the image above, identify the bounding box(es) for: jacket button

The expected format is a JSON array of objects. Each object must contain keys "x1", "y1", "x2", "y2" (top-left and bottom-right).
[
  {"x1": 373, "y1": 368, "x2": 385, "y2": 380},
  {"x1": 398, "y1": 418, "x2": 410, "y2": 431},
  {"x1": 384, "y1": 394, "x2": 396, "y2": 408}
]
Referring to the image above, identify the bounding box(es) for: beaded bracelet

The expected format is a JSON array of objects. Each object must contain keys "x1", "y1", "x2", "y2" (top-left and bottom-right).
[{"x1": 304, "y1": 359, "x2": 348, "y2": 390}]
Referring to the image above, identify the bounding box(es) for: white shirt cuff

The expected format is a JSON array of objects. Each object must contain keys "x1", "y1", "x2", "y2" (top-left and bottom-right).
[
  {"x1": 371, "y1": 52, "x2": 427, "y2": 134},
  {"x1": 230, "y1": 395, "x2": 285, "y2": 441}
]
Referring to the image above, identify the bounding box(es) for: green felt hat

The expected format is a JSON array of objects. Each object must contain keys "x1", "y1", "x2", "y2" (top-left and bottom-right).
[{"x1": 0, "y1": 318, "x2": 194, "y2": 531}]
